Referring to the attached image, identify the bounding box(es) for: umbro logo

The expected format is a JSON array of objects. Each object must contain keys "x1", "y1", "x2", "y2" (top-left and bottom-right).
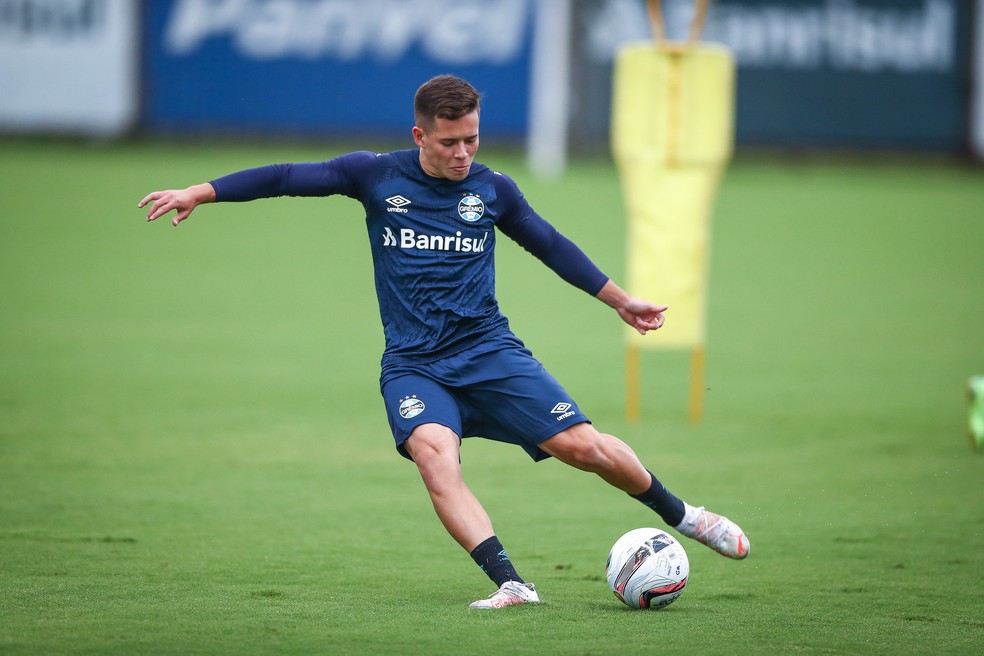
[
  {"x1": 550, "y1": 402, "x2": 576, "y2": 421},
  {"x1": 386, "y1": 195, "x2": 411, "y2": 213}
]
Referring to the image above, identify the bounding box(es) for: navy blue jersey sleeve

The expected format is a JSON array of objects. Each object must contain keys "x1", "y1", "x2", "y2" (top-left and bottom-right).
[
  {"x1": 210, "y1": 150, "x2": 379, "y2": 202},
  {"x1": 492, "y1": 172, "x2": 609, "y2": 296}
]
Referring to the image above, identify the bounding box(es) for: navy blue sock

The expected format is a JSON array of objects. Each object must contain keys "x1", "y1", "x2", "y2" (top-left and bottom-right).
[
  {"x1": 470, "y1": 536, "x2": 524, "y2": 587},
  {"x1": 630, "y1": 471, "x2": 686, "y2": 527}
]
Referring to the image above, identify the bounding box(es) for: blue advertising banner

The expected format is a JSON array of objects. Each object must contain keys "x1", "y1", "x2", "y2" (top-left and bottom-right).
[
  {"x1": 571, "y1": 0, "x2": 973, "y2": 151},
  {"x1": 142, "y1": 0, "x2": 534, "y2": 139}
]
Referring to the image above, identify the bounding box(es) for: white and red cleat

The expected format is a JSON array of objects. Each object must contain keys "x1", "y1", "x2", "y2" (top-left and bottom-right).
[
  {"x1": 676, "y1": 505, "x2": 750, "y2": 560},
  {"x1": 468, "y1": 581, "x2": 540, "y2": 610}
]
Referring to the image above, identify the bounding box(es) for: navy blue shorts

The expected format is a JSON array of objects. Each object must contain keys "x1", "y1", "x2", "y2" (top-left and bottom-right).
[{"x1": 379, "y1": 334, "x2": 589, "y2": 462}]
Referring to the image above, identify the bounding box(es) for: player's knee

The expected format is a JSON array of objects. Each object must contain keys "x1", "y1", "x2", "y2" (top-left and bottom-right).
[
  {"x1": 405, "y1": 424, "x2": 459, "y2": 463},
  {"x1": 548, "y1": 430, "x2": 638, "y2": 474},
  {"x1": 570, "y1": 444, "x2": 611, "y2": 472},
  {"x1": 544, "y1": 432, "x2": 610, "y2": 472}
]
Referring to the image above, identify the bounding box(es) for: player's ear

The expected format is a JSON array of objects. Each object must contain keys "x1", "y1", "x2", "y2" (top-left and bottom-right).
[{"x1": 412, "y1": 126, "x2": 426, "y2": 147}]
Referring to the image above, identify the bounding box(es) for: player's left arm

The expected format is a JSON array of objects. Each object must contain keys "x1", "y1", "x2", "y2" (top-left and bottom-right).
[
  {"x1": 493, "y1": 174, "x2": 666, "y2": 335},
  {"x1": 493, "y1": 176, "x2": 607, "y2": 294}
]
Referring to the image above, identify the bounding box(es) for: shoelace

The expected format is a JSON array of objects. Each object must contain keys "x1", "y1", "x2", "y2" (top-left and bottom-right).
[{"x1": 690, "y1": 507, "x2": 723, "y2": 546}]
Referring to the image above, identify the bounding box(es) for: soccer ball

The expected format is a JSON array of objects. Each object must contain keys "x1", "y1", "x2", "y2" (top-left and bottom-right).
[{"x1": 606, "y1": 528, "x2": 689, "y2": 609}]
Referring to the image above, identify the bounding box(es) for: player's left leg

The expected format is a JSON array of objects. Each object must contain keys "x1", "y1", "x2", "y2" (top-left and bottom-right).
[
  {"x1": 538, "y1": 422, "x2": 650, "y2": 491},
  {"x1": 539, "y1": 424, "x2": 750, "y2": 560}
]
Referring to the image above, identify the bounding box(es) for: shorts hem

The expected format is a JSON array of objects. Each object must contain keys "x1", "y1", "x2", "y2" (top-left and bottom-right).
[{"x1": 525, "y1": 417, "x2": 591, "y2": 462}]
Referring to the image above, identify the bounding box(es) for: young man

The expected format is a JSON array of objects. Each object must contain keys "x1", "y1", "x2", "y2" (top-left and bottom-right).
[{"x1": 139, "y1": 75, "x2": 749, "y2": 610}]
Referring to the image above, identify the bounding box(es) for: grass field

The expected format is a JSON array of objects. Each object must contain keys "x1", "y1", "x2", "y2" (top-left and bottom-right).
[{"x1": 1, "y1": 139, "x2": 983, "y2": 655}]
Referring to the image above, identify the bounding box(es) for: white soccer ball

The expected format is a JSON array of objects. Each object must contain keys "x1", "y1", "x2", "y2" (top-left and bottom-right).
[{"x1": 606, "y1": 527, "x2": 689, "y2": 609}]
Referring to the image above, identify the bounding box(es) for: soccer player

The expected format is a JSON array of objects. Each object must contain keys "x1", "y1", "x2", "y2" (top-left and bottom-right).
[{"x1": 139, "y1": 74, "x2": 749, "y2": 610}]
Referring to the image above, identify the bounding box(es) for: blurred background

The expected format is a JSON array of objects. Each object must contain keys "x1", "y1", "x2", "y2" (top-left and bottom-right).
[
  {"x1": 1, "y1": 0, "x2": 981, "y2": 165},
  {"x1": 2, "y1": 5, "x2": 983, "y2": 651}
]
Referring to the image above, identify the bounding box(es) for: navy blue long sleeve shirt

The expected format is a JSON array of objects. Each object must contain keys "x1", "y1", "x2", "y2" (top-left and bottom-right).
[{"x1": 210, "y1": 149, "x2": 609, "y2": 368}]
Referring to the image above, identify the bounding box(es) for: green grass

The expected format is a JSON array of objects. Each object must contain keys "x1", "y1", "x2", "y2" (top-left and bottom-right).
[{"x1": 1, "y1": 139, "x2": 983, "y2": 655}]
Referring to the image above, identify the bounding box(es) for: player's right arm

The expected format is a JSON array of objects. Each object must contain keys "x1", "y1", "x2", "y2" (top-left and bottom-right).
[{"x1": 139, "y1": 151, "x2": 379, "y2": 227}]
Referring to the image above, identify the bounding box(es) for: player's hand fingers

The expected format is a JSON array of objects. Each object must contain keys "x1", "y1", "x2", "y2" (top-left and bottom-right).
[
  {"x1": 632, "y1": 305, "x2": 667, "y2": 334},
  {"x1": 139, "y1": 192, "x2": 167, "y2": 220},
  {"x1": 146, "y1": 200, "x2": 173, "y2": 222},
  {"x1": 172, "y1": 210, "x2": 191, "y2": 227},
  {"x1": 137, "y1": 191, "x2": 162, "y2": 209},
  {"x1": 142, "y1": 193, "x2": 183, "y2": 223}
]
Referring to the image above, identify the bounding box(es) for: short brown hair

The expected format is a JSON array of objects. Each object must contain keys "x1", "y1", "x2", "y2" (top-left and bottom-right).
[{"x1": 414, "y1": 75, "x2": 481, "y2": 129}]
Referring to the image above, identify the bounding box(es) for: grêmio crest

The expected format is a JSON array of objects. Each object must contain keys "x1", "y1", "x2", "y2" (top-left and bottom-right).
[{"x1": 457, "y1": 195, "x2": 484, "y2": 222}]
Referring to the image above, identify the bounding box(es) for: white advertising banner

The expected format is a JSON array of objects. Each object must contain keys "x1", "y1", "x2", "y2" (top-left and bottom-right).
[{"x1": 0, "y1": 0, "x2": 138, "y2": 135}]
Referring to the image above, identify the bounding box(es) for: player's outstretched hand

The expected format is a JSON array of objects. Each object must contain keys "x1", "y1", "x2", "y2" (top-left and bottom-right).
[
  {"x1": 596, "y1": 280, "x2": 667, "y2": 335},
  {"x1": 616, "y1": 297, "x2": 667, "y2": 335},
  {"x1": 138, "y1": 183, "x2": 215, "y2": 227}
]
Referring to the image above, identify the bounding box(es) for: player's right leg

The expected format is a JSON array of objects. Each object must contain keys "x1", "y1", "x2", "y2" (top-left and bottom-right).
[
  {"x1": 380, "y1": 373, "x2": 537, "y2": 608},
  {"x1": 404, "y1": 424, "x2": 539, "y2": 608},
  {"x1": 403, "y1": 424, "x2": 495, "y2": 552}
]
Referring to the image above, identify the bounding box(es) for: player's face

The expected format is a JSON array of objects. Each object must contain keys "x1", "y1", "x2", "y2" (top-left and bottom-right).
[{"x1": 413, "y1": 111, "x2": 480, "y2": 181}]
